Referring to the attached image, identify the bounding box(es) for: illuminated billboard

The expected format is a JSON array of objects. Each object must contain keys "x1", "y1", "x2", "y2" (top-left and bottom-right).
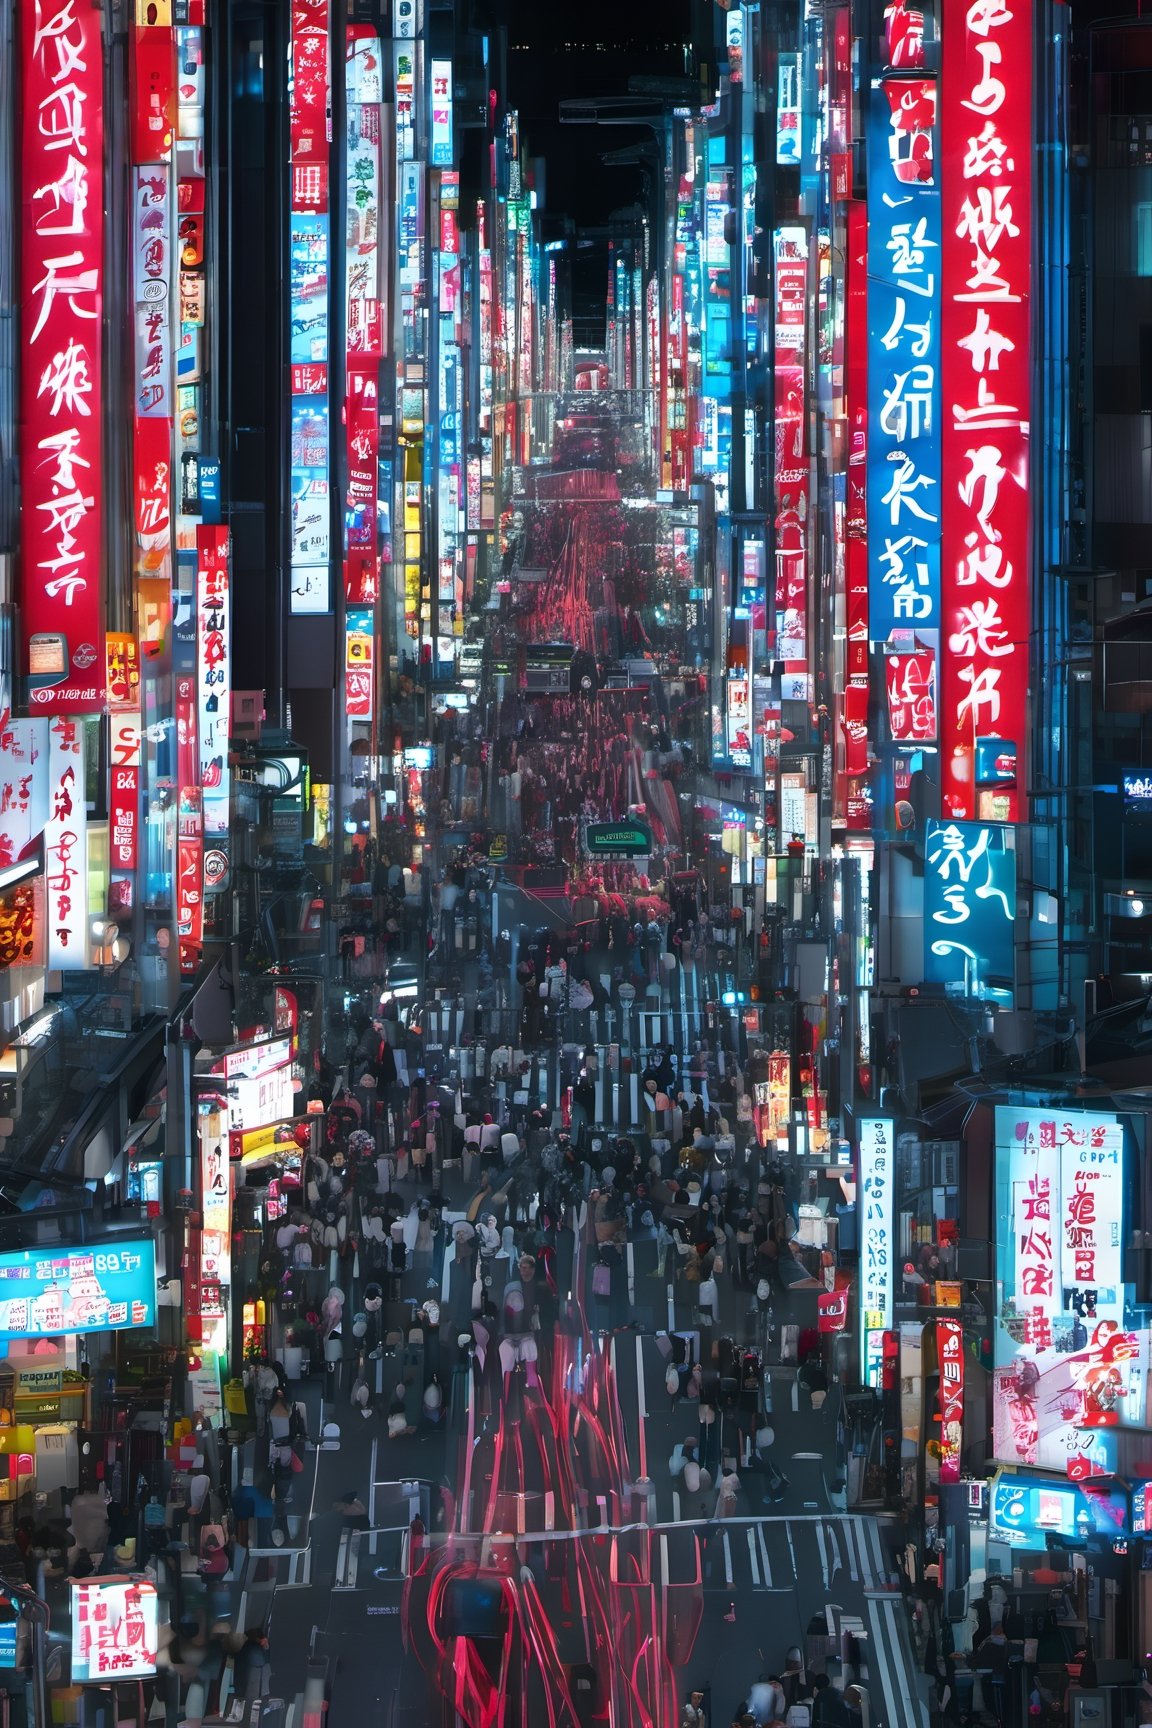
[
  {"x1": 72, "y1": 1578, "x2": 158, "y2": 1682},
  {"x1": 859, "y1": 1117, "x2": 894, "y2": 1388},
  {"x1": 0, "y1": 1241, "x2": 156, "y2": 1340},
  {"x1": 993, "y1": 1107, "x2": 1141, "y2": 1477},
  {"x1": 923, "y1": 819, "x2": 1015, "y2": 999},
  {"x1": 940, "y1": 0, "x2": 1031, "y2": 821}
]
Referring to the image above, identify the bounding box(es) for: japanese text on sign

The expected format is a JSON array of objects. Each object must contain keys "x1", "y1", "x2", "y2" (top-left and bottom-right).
[
  {"x1": 20, "y1": 0, "x2": 107, "y2": 712},
  {"x1": 940, "y1": 0, "x2": 1032, "y2": 820}
]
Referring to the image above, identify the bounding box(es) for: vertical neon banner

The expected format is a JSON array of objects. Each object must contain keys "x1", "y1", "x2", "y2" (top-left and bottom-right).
[
  {"x1": 20, "y1": 0, "x2": 106, "y2": 714},
  {"x1": 866, "y1": 73, "x2": 940, "y2": 643},
  {"x1": 940, "y1": 0, "x2": 1031, "y2": 821}
]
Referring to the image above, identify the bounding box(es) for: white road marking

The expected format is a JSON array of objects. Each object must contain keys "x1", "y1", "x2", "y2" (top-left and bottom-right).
[
  {"x1": 747, "y1": 1527, "x2": 761, "y2": 1587},
  {"x1": 757, "y1": 1522, "x2": 773, "y2": 1587}
]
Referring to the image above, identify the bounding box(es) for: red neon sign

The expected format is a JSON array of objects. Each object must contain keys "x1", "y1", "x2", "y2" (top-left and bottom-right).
[
  {"x1": 20, "y1": 0, "x2": 106, "y2": 713},
  {"x1": 940, "y1": 0, "x2": 1031, "y2": 820}
]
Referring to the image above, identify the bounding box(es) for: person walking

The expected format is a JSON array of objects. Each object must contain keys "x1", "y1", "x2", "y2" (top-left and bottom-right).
[{"x1": 682, "y1": 1690, "x2": 708, "y2": 1728}]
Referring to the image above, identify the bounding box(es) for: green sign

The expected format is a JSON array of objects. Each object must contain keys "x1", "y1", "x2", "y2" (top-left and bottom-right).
[{"x1": 585, "y1": 822, "x2": 653, "y2": 858}]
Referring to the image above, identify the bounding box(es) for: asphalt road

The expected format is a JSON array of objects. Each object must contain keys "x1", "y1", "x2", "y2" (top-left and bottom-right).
[{"x1": 244, "y1": 403, "x2": 927, "y2": 1728}]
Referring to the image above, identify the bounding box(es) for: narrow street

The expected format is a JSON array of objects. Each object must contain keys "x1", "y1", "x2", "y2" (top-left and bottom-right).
[{"x1": 249, "y1": 392, "x2": 927, "y2": 1728}]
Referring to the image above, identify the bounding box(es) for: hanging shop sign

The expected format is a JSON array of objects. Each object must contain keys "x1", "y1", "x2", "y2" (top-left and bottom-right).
[
  {"x1": 290, "y1": 0, "x2": 330, "y2": 213},
  {"x1": 886, "y1": 645, "x2": 937, "y2": 742},
  {"x1": 109, "y1": 711, "x2": 142, "y2": 875},
  {"x1": 940, "y1": 0, "x2": 1031, "y2": 821},
  {"x1": 430, "y1": 58, "x2": 453, "y2": 168},
  {"x1": 72, "y1": 1578, "x2": 158, "y2": 1683},
  {"x1": 859, "y1": 1116, "x2": 894, "y2": 1388},
  {"x1": 44, "y1": 716, "x2": 89, "y2": 971},
  {"x1": 0, "y1": 1240, "x2": 156, "y2": 1340},
  {"x1": 20, "y1": 0, "x2": 106, "y2": 713},
  {"x1": 131, "y1": 23, "x2": 175, "y2": 165},
  {"x1": 777, "y1": 53, "x2": 801, "y2": 163},
  {"x1": 936, "y1": 1316, "x2": 965, "y2": 1483},
  {"x1": 199, "y1": 1109, "x2": 231, "y2": 1305},
  {"x1": 923, "y1": 819, "x2": 1015, "y2": 998},
  {"x1": 867, "y1": 75, "x2": 940, "y2": 642},
  {"x1": 290, "y1": 394, "x2": 331, "y2": 615},
  {"x1": 133, "y1": 165, "x2": 174, "y2": 418},
  {"x1": 196, "y1": 526, "x2": 230, "y2": 835},
  {"x1": 344, "y1": 370, "x2": 379, "y2": 604}
]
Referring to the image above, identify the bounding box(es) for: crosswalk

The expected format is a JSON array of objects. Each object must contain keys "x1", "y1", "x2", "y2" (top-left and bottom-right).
[{"x1": 685, "y1": 1514, "x2": 927, "y2": 1728}]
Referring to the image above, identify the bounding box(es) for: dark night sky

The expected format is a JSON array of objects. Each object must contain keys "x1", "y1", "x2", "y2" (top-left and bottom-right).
[
  {"x1": 504, "y1": 0, "x2": 693, "y2": 226},
  {"x1": 501, "y1": 0, "x2": 694, "y2": 330}
]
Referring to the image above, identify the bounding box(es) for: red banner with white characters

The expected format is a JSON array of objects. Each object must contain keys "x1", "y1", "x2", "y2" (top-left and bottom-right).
[
  {"x1": 291, "y1": 0, "x2": 330, "y2": 213},
  {"x1": 940, "y1": 0, "x2": 1031, "y2": 821},
  {"x1": 344, "y1": 368, "x2": 379, "y2": 603},
  {"x1": 936, "y1": 1316, "x2": 965, "y2": 1483},
  {"x1": 109, "y1": 712, "x2": 141, "y2": 875},
  {"x1": 20, "y1": 0, "x2": 106, "y2": 714},
  {"x1": 131, "y1": 26, "x2": 175, "y2": 165},
  {"x1": 886, "y1": 647, "x2": 938, "y2": 742},
  {"x1": 842, "y1": 199, "x2": 871, "y2": 830},
  {"x1": 819, "y1": 1287, "x2": 849, "y2": 1333},
  {"x1": 773, "y1": 228, "x2": 809, "y2": 685}
]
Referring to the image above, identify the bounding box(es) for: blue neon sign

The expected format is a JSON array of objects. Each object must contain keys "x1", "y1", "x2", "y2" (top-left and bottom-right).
[{"x1": 867, "y1": 76, "x2": 941, "y2": 643}]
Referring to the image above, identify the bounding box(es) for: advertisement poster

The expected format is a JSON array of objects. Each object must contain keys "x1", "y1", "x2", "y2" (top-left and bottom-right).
[
  {"x1": 290, "y1": 399, "x2": 331, "y2": 608},
  {"x1": 940, "y1": 0, "x2": 1031, "y2": 820},
  {"x1": 20, "y1": 0, "x2": 106, "y2": 712},
  {"x1": 923, "y1": 819, "x2": 1015, "y2": 998},
  {"x1": 993, "y1": 1107, "x2": 1142, "y2": 1475},
  {"x1": 289, "y1": 215, "x2": 329, "y2": 368},
  {"x1": 72, "y1": 1578, "x2": 158, "y2": 1682},
  {"x1": 345, "y1": 610, "x2": 374, "y2": 718},
  {"x1": 109, "y1": 712, "x2": 142, "y2": 875},
  {"x1": 859, "y1": 1117, "x2": 894, "y2": 1388},
  {"x1": 0, "y1": 719, "x2": 47, "y2": 872},
  {"x1": 0, "y1": 1241, "x2": 156, "y2": 1340}
]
